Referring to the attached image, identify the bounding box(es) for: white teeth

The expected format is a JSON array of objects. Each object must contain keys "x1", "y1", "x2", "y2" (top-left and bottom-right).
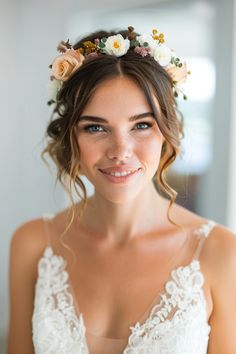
[{"x1": 109, "y1": 170, "x2": 134, "y2": 177}]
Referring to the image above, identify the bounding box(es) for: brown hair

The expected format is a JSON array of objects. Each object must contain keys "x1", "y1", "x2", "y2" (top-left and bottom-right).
[{"x1": 41, "y1": 29, "x2": 184, "y2": 258}]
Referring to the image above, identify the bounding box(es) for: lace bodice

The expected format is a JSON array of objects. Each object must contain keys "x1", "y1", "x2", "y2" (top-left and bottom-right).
[{"x1": 32, "y1": 217, "x2": 216, "y2": 354}]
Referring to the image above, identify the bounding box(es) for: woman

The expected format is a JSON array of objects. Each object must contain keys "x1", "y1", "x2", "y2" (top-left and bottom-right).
[{"x1": 7, "y1": 27, "x2": 236, "y2": 354}]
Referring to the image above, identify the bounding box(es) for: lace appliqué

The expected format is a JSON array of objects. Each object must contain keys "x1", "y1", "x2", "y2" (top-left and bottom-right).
[
  {"x1": 32, "y1": 246, "x2": 89, "y2": 354},
  {"x1": 124, "y1": 260, "x2": 211, "y2": 354}
]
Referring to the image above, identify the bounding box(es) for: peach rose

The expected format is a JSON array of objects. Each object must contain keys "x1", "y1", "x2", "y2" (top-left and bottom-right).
[
  {"x1": 52, "y1": 49, "x2": 84, "y2": 82},
  {"x1": 166, "y1": 62, "x2": 188, "y2": 84}
]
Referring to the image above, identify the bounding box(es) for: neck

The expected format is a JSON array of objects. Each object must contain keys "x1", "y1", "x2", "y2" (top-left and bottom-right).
[{"x1": 78, "y1": 182, "x2": 171, "y2": 245}]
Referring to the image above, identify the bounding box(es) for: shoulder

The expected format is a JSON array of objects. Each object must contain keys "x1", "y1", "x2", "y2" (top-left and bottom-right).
[
  {"x1": 199, "y1": 223, "x2": 236, "y2": 351},
  {"x1": 10, "y1": 207, "x2": 72, "y2": 260},
  {"x1": 7, "y1": 217, "x2": 50, "y2": 353},
  {"x1": 200, "y1": 222, "x2": 236, "y2": 299},
  {"x1": 167, "y1": 200, "x2": 236, "y2": 273},
  {"x1": 201, "y1": 222, "x2": 236, "y2": 269},
  {"x1": 10, "y1": 217, "x2": 48, "y2": 274},
  {"x1": 11, "y1": 217, "x2": 46, "y2": 249},
  {"x1": 201, "y1": 224, "x2": 236, "y2": 314}
]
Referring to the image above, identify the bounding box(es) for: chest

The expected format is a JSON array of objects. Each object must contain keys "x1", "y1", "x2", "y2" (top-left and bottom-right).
[
  {"x1": 33, "y1": 245, "x2": 212, "y2": 354},
  {"x1": 57, "y1": 232, "x2": 211, "y2": 339}
]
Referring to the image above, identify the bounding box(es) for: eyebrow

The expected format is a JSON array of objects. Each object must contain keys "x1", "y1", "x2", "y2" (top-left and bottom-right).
[{"x1": 78, "y1": 112, "x2": 155, "y2": 123}]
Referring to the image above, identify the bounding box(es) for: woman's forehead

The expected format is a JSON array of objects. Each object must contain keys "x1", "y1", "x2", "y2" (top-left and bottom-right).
[{"x1": 83, "y1": 76, "x2": 160, "y2": 113}]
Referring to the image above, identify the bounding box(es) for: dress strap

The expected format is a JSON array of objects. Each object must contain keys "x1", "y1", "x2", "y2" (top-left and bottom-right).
[
  {"x1": 42, "y1": 213, "x2": 55, "y2": 248},
  {"x1": 192, "y1": 220, "x2": 217, "y2": 261}
]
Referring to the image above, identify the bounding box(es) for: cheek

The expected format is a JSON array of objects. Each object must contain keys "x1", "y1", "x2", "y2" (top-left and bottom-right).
[
  {"x1": 137, "y1": 134, "x2": 163, "y2": 165},
  {"x1": 77, "y1": 136, "x2": 98, "y2": 171}
]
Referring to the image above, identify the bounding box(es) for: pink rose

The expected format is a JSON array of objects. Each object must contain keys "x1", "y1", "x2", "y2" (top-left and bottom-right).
[
  {"x1": 166, "y1": 63, "x2": 188, "y2": 84},
  {"x1": 134, "y1": 46, "x2": 150, "y2": 57},
  {"x1": 52, "y1": 49, "x2": 84, "y2": 82}
]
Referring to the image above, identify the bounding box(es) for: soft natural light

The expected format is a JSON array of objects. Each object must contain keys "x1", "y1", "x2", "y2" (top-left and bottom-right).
[{"x1": 182, "y1": 57, "x2": 215, "y2": 101}]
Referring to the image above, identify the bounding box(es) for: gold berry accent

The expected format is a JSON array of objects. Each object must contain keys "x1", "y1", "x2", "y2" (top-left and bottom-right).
[{"x1": 78, "y1": 48, "x2": 84, "y2": 55}]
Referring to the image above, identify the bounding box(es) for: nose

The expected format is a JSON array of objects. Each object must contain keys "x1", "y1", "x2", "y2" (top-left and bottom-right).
[{"x1": 106, "y1": 132, "x2": 133, "y2": 161}]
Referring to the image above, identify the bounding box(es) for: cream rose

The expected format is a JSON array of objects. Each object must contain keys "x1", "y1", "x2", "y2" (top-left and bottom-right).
[
  {"x1": 104, "y1": 34, "x2": 130, "y2": 57},
  {"x1": 52, "y1": 49, "x2": 84, "y2": 82},
  {"x1": 153, "y1": 45, "x2": 172, "y2": 66}
]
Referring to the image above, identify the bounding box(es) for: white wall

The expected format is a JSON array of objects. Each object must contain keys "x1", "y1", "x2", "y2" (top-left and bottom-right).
[
  {"x1": 0, "y1": 0, "x2": 73, "y2": 349},
  {"x1": 195, "y1": 0, "x2": 235, "y2": 225},
  {"x1": 227, "y1": 0, "x2": 236, "y2": 230}
]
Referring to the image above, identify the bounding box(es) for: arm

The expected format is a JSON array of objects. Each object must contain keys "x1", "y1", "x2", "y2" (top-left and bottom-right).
[
  {"x1": 207, "y1": 226, "x2": 236, "y2": 353},
  {"x1": 7, "y1": 219, "x2": 45, "y2": 354}
]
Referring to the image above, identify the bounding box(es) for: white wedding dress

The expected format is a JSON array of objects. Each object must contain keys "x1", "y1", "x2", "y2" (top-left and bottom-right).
[{"x1": 32, "y1": 214, "x2": 216, "y2": 354}]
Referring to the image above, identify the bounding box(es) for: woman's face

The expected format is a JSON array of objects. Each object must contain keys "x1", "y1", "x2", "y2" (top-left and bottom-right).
[{"x1": 76, "y1": 76, "x2": 164, "y2": 203}]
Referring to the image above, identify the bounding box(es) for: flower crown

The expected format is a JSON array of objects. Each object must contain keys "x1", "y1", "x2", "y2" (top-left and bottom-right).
[{"x1": 48, "y1": 26, "x2": 190, "y2": 105}]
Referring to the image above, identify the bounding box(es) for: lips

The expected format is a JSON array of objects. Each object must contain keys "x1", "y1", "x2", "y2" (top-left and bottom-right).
[
  {"x1": 99, "y1": 167, "x2": 141, "y2": 184},
  {"x1": 99, "y1": 166, "x2": 141, "y2": 174}
]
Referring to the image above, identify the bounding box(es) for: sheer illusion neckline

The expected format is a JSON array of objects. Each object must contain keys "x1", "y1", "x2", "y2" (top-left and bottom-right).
[
  {"x1": 45, "y1": 245, "x2": 203, "y2": 341},
  {"x1": 39, "y1": 218, "x2": 216, "y2": 343}
]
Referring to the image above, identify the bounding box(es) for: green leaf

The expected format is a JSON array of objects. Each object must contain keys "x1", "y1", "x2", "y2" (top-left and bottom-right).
[
  {"x1": 47, "y1": 99, "x2": 55, "y2": 106},
  {"x1": 130, "y1": 39, "x2": 136, "y2": 47},
  {"x1": 99, "y1": 42, "x2": 106, "y2": 49},
  {"x1": 174, "y1": 91, "x2": 178, "y2": 97}
]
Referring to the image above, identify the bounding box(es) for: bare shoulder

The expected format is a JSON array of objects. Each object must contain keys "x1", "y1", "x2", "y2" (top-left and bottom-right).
[
  {"x1": 10, "y1": 217, "x2": 48, "y2": 265},
  {"x1": 200, "y1": 222, "x2": 236, "y2": 286},
  {"x1": 7, "y1": 217, "x2": 49, "y2": 354},
  {"x1": 200, "y1": 223, "x2": 236, "y2": 352}
]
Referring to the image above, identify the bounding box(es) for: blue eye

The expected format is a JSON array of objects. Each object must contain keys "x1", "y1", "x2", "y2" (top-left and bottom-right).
[
  {"x1": 81, "y1": 121, "x2": 153, "y2": 134},
  {"x1": 135, "y1": 122, "x2": 152, "y2": 129},
  {"x1": 83, "y1": 125, "x2": 105, "y2": 133}
]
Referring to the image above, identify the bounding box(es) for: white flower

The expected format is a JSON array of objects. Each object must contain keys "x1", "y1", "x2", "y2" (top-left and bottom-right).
[
  {"x1": 136, "y1": 34, "x2": 157, "y2": 55},
  {"x1": 153, "y1": 44, "x2": 173, "y2": 66},
  {"x1": 104, "y1": 34, "x2": 130, "y2": 57},
  {"x1": 48, "y1": 79, "x2": 62, "y2": 102}
]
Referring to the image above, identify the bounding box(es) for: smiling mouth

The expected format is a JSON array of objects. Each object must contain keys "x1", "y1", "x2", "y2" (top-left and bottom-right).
[
  {"x1": 98, "y1": 168, "x2": 141, "y2": 184},
  {"x1": 100, "y1": 169, "x2": 139, "y2": 177}
]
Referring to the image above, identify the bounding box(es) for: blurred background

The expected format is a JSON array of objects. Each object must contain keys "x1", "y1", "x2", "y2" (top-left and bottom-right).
[{"x1": 1, "y1": 0, "x2": 236, "y2": 351}]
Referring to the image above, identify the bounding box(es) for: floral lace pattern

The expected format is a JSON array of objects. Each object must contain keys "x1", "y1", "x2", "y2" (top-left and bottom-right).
[
  {"x1": 32, "y1": 220, "x2": 216, "y2": 354},
  {"x1": 32, "y1": 247, "x2": 89, "y2": 354},
  {"x1": 124, "y1": 259, "x2": 211, "y2": 354}
]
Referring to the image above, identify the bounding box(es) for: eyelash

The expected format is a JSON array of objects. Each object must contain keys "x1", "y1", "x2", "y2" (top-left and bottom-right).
[{"x1": 81, "y1": 122, "x2": 153, "y2": 134}]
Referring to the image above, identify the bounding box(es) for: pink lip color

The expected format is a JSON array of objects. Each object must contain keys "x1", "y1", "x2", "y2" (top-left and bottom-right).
[{"x1": 99, "y1": 169, "x2": 141, "y2": 184}]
